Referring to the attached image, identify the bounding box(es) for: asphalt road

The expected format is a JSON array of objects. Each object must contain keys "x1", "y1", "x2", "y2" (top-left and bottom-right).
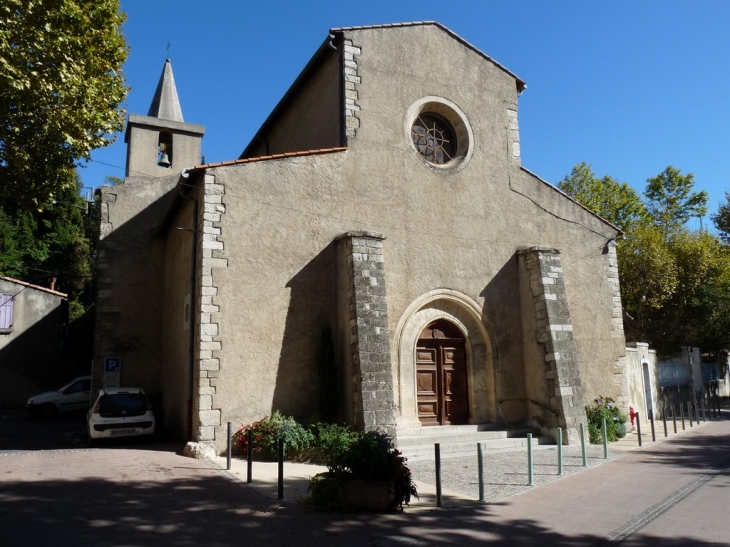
[{"x1": 1, "y1": 409, "x2": 728, "y2": 546}]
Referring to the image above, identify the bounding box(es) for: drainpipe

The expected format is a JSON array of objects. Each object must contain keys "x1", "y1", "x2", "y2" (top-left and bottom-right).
[{"x1": 178, "y1": 178, "x2": 198, "y2": 440}]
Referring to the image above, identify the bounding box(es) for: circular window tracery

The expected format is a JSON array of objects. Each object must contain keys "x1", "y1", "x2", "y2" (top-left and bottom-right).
[
  {"x1": 405, "y1": 97, "x2": 473, "y2": 172},
  {"x1": 411, "y1": 113, "x2": 457, "y2": 165}
]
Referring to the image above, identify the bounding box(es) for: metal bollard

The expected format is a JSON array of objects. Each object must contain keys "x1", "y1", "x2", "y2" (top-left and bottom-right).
[
  {"x1": 277, "y1": 437, "x2": 284, "y2": 500},
  {"x1": 680, "y1": 404, "x2": 685, "y2": 430},
  {"x1": 580, "y1": 423, "x2": 588, "y2": 467},
  {"x1": 688, "y1": 402, "x2": 693, "y2": 427},
  {"x1": 650, "y1": 410, "x2": 656, "y2": 442},
  {"x1": 672, "y1": 405, "x2": 677, "y2": 434},
  {"x1": 636, "y1": 412, "x2": 642, "y2": 447},
  {"x1": 527, "y1": 433, "x2": 534, "y2": 486},
  {"x1": 695, "y1": 400, "x2": 701, "y2": 424},
  {"x1": 227, "y1": 422, "x2": 232, "y2": 471},
  {"x1": 662, "y1": 407, "x2": 668, "y2": 438},
  {"x1": 247, "y1": 429, "x2": 253, "y2": 483},
  {"x1": 700, "y1": 395, "x2": 707, "y2": 423},
  {"x1": 435, "y1": 443, "x2": 442, "y2": 508},
  {"x1": 601, "y1": 418, "x2": 608, "y2": 459},
  {"x1": 557, "y1": 428, "x2": 564, "y2": 476},
  {"x1": 477, "y1": 442, "x2": 485, "y2": 503}
]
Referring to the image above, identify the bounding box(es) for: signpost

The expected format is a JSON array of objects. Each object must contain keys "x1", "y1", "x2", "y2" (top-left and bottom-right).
[{"x1": 103, "y1": 357, "x2": 121, "y2": 388}]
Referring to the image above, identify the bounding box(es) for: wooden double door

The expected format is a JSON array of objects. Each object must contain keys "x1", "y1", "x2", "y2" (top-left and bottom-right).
[{"x1": 416, "y1": 320, "x2": 469, "y2": 426}]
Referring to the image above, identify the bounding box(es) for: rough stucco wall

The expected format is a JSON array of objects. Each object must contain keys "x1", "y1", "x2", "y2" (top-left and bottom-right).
[
  {"x1": 244, "y1": 50, "x2": 341, "y2": 157},
  {"x1": 94, "y1": 176, "x2": 179, "y2": 401},
  {"x1": 0, "y1": 280, "x2": 66, "y2": 406},
  {"x1": 98, "y1": 26, "x2": 627, "y2": 452},
  {"x1": 160, "y1": 201, "x2": 196, "y2": 439},
  {"x1": 192, "y1": 26, "x2": 625, "y2": 451},
  {"x1": 625, "y1": 343, "x2": 657, "y2": 425}
]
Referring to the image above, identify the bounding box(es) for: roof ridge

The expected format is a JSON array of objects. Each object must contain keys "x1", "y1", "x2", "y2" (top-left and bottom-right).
[{"x1": 329, "y1": 21, "x2": 526, "y2": 91}]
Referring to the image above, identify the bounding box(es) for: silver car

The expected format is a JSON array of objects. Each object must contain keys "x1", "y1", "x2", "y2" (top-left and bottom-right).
[
  {"x1": 26, "y1": 376, "x2": 92, "y2": 416},
  {"x1": 87, "y1": 387, "x2": 155, "y2": 444}
]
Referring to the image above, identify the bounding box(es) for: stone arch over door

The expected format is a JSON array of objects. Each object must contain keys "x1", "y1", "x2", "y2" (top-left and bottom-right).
[{"x1": 393, "y1": 290, "x2": 495, "y2": 430}]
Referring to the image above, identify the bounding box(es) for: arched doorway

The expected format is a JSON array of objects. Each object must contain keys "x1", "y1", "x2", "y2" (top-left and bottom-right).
[{"x1": 416, "y1": 320, "x2": 469, "y2": 426}]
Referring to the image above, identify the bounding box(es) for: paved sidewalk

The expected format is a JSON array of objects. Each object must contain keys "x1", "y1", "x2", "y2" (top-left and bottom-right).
[{"x1": 208, "y1": 414, "x2": 716, "y2": 510}]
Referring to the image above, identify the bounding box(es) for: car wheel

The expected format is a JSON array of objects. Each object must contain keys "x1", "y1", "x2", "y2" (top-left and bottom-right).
[{"x1": 39, "y1": 403, "x2": 57, "y2": 417}]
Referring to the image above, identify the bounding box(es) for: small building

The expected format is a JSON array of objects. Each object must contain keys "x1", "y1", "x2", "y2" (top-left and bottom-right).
[
  {"x1": 94, "y1": 22, "x2": 628, "y2": 453},
  {"x1": 0, "y1": 276, "x2": 68, "y2": 407}
]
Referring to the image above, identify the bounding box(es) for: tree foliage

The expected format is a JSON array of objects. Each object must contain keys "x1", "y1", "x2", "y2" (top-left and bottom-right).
[
  {"x1": 0, "y1": 171, "x2": 94, "y2": 294},
  {"x1": 711, "y1": 191, "x2": 730, "y2": 243},
  {"x1": 644, "y1": 166, "x2": 708, "y2": 236},
  {"x1": 0, "y1": 170, "x2": 98, "y2": 368},
  {"x1": 0, "y1": 0, "x2": 128, "y2": 208},
  {"x1": 558, "y1": 162, "x2": 647, "y2": 232},
  {"x1": 561, "y1": 163, "x2": 729, "y2": 353}
]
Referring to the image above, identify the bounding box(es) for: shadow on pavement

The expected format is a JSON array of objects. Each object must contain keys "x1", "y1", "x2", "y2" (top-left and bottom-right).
[
  {"x1": 630, "y1": 414, "x2": 730, "y2": 473},
  {"x1": 0, "y1": 463, "x2": 724, "y2": 547}
]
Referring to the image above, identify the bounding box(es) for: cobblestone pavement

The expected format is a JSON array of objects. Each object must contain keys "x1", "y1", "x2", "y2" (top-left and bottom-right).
[{"x1": 407, "y1": 444, "x2": 625, "y2": 502}]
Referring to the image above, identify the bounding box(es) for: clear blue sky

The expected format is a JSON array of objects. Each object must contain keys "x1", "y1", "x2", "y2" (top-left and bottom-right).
[{"x1": 83, "y1": 1, "x2": 730, "y2": 226}]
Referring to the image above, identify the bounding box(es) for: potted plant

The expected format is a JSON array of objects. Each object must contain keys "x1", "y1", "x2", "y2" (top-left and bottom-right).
[{"x1": 308, "y1": 430, "x2": 418, "y2": 512}]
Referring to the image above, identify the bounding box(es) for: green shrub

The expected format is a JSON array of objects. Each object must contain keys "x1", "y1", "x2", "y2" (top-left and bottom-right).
[
  {"x1": 585, "y1": 396, "x2": 626, "y2": 444},
  {"x1": 314, "y1": 430, "x2": 418, "y2": 511},
  {"x1": 307, "y1": 473, "x2": 347, "y2": 512},
  {"x1": 303, "y1": 422, "x2": 359, "y2": 465},
  {"x1": 235, "y1": 411, "x2": 314, "y2": 460}
]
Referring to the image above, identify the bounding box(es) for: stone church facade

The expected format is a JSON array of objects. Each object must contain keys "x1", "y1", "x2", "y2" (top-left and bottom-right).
[{"x1": 94, "y1": 22, "x2": 627, "y2": 453}]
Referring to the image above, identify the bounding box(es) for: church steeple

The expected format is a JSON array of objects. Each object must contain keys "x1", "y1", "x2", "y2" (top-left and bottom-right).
[
  {"x1": 147, "y1": 59, "x2": 184, "y2": 122},
  {"x1": 124, "y1": 58, "x2": 204, "y2": 179}
]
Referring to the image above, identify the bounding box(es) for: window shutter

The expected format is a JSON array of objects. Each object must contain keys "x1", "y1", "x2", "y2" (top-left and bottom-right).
[{"x1": 0, "y1": 294, "x2": 13, "y2": 331}]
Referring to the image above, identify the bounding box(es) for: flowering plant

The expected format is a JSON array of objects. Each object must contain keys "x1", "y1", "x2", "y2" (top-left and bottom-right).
[
  {"x1": 585, "y1": 396, "x2": 627, "y2": 443},
  {"x1": 235, "y1": 411, "x2": 314, "y2": 460}
]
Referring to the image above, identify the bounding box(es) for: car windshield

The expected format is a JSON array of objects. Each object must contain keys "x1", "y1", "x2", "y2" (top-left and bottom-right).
[{"x1": 98, "y1": 393, "x2": 147, "y2": 418}]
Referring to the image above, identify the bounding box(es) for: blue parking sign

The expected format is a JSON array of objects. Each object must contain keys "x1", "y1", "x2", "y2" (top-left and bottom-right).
[{"x1": 104, "y1": 357, "x2": 121, "y2": 373}]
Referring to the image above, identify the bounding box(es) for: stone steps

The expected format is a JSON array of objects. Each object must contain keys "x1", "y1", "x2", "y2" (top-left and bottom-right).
[{"x1": 396, "y1": 425, "x2": 555, "y2": 460}]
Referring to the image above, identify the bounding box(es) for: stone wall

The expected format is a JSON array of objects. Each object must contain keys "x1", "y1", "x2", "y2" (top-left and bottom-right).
[
  {"x1": 343, "y1": 39, "x2": 361, "y2": 140},
  {"x1": 336, "y1": 231, "x2": 396, "y2": 435},
  {"x1": 195, "y1": 174, "x2": 227, "y2": 442},
  {"x1": 519, "y1": 246, "x2": 586, "y2": 444}
]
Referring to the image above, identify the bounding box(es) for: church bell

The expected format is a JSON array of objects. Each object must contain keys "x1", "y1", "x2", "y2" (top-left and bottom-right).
[{"x1": 158, "y1": 152, "x2": 171, "y2": 168}]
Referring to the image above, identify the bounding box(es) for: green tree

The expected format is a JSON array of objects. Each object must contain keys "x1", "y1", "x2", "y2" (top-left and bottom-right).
[
  {"x1": 558, "y1": 163, "x2": 647, "y2": 232},
  {"x1": 0, "y1": 0, "x2": 128, "y2": 208},
  {"x1": 0, "y1": 171, "x2": 93, "y2": 293},
  {"x1": 617, "y1": 224, "x2": 678, "y2": 341},
  {"x1": 103, "y1": 174, "x2": 125, "y2": 186},
  {"x1": 711, "y1": 192, "x2": 730, "y2": 243},
  {"x1": 561, "y1": 162, "x2": 728, "y2": 353},
  {"x1": 0, "y1": 169, "x2": 98, "y2": 368},
  {"x1": 644, "y1": 166, "x2": 708, "y2": 237}
]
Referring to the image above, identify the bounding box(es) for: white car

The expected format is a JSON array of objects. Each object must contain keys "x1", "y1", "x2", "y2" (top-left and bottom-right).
[
  {"x1": 26, "y1": 376, "x2": 92, "y2": 416},
  {"x1": 87, "y1": 387, "x2": 155, "y2": 444}
]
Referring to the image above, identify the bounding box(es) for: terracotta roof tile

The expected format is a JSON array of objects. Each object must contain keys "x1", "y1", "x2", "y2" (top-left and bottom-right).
[
  {"x1": 185, "y1": 147, "x2": 347, "y2": 173},
  {"x1": 0, "y1": 276, "x2": 68, "y2": 298}
]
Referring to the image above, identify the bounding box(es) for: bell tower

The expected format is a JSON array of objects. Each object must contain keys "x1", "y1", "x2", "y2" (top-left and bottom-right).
[{"x1": 124, "y1": 59, "x2": 205, "y2": 178}]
